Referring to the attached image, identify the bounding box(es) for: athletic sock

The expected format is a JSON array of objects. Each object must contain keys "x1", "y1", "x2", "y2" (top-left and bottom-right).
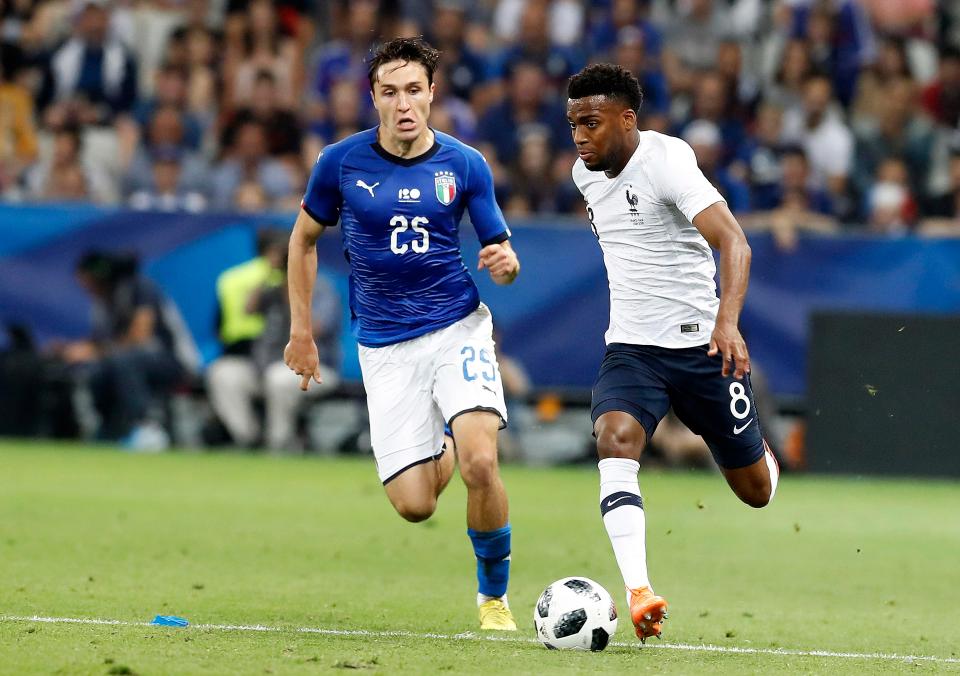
[
  {"x1": 468, "y1": 524, "x2": 511, "y2": 602},
  {"x1": 599, "y1": 458, "x2": 650, "y2": 591}
]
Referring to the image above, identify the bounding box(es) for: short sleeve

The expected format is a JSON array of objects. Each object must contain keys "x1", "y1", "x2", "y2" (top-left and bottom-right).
[
  {"x1": 301, "y1": 148, "x2": 343, "y2": 225},
  {"x1": 464, "y1": 149, "x2": 511, "y2": 246},
  {"x1": 654, "y1": 137, "x2": 725, "y2": 223}
]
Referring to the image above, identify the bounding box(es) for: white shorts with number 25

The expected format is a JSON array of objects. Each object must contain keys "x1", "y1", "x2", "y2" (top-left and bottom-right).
[{"x1": 358, "y1": 303, "x2": 508, "y2": 484}]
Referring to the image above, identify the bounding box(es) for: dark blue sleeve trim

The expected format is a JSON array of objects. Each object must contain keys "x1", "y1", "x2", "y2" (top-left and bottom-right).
[
  {"x1": 480, "y1": 232, "x2": 510, "y2": 247},
  {"x1": 302, "y1": 203, "x2": 337, "y2": 227}
]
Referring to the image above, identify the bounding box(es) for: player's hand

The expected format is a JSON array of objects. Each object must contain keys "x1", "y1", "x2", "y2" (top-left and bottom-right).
[
  {"x1": 708, "y1": 321, "x2": 750, "y2": 380},
  {"x1": 284, "y1": 334, "x2": 323, "y2": 391},
  {"x1": 478, "y1": 243, "x2": 519, "y2": 284}
]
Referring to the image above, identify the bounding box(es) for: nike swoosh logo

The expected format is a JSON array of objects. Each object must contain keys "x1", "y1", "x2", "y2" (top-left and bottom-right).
[
  {"x1": 733, "y1": 418, "x2": 754, "y2": 435},
  {"x1": 604, "y1": 495, "x2": 632, "y2": 508}
]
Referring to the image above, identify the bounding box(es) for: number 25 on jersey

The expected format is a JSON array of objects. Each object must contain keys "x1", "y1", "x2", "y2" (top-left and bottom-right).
[{"x1": 390, "y1": 215, "x2": 430, "y2": 254}]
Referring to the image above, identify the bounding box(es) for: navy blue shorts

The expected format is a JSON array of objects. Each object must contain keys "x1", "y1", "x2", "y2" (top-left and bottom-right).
[{"x1": 591, "y1": 343, "x2": 765, "y2": 469}]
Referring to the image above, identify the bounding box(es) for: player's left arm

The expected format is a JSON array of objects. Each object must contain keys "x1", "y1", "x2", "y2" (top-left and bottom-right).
[
  {"x1": 465, "y1": 149, "x2": 520, "y2": 285},
  {"x1": 692, "y1": 201, "x2": 752, "y2": 380},
  {"x1": 478, "y1": 239, "x2": 519, "y2": 285}
]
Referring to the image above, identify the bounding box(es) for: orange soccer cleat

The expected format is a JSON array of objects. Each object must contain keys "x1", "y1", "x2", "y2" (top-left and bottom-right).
[{"x1": 627, "y1": 586, "x2": 668, "y2": 643}]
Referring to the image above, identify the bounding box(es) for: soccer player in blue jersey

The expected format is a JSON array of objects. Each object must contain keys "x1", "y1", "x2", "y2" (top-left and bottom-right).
[{"x1": 284, "y1": 37, "x2": 520, "y2": 631}]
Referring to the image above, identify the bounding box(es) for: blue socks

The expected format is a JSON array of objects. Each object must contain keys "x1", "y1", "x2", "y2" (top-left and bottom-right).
[{"x1": 468, "y1": 525, "x2": 511, "y2": 598}]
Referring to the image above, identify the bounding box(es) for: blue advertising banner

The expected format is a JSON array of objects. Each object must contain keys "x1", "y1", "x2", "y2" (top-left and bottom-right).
[{"x1": 1, "y1": 205, "x2": 958, "y2": 397}]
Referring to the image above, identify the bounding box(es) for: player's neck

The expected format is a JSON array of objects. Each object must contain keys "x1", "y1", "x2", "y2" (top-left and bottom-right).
[
  {"x1": 378, "y1": 127, "x2": 436, "y2": 160},
  {"x1": 604, "y1": 131, "x2": 641, "y2": 179}
]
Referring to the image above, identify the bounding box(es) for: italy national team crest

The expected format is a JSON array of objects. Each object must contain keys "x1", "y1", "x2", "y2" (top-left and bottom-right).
[{"x1": 434, "y1": 170, "x2": 456, "y2": 205}]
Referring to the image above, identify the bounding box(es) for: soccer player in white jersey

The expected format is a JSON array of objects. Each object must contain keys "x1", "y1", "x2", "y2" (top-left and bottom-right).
[
  {"x1": 284, "y1": 38, "x2": 521, "y2": 631},
  {"x1": 566, "y1": 64, "x2": 780, "y2": 642}
]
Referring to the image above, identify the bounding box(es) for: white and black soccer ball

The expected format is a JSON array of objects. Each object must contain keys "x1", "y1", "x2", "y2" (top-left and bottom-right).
[{"x1": 533, "y1": 577, "x2": 618, "y2": 651}]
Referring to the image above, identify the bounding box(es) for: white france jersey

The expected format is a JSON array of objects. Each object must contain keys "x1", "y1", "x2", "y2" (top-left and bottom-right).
[{"x1": 572, "y1": 131, "x2": 725, "y2": 348}]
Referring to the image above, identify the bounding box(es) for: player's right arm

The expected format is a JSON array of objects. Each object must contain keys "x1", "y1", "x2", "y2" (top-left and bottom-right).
[
  {"x1": 285, "y1": 209, "x2": 326, "y2": 391},
  {"x1": 285, "y1": 148, "x2": 342, "y2": 391}
]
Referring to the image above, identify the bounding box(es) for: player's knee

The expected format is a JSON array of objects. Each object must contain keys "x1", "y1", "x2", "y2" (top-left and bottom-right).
[
  {"x1": 393, "y1": 496, "x2": 437, "y2": 522},
  {"x1": 595, "y1": 423, "x2": 643, "y2": 460},
  {"x1": 458, "y1": 449, "x2": 499, "y2": 489}
]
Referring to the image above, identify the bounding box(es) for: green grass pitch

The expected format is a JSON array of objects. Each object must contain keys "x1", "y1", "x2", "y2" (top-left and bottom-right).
[{"x1": 1, "y1": 440, "x2": 958, "y2": 674}]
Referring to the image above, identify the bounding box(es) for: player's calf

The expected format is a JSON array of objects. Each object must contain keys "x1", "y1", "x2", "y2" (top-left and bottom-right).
[{"x1": 722, "y1": 442, "x2": 779, "y2": 508}]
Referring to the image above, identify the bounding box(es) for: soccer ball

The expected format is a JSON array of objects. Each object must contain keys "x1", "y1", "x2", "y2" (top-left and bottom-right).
[{"x1": 533, "y1": 577, "x2": 618, "y2": 651}]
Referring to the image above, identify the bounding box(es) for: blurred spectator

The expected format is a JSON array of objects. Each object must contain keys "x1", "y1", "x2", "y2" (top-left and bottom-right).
[
  {"x1": 206, "y1": 231, "x2": 285, "y2": 447},
  {"x1": 921, "y1": 45, "x2": 960, "y2": 127},
  {"x1": 249, "y1": 271, "x2": 340, "y2": 452},
  {"x1": 491, "y1": 0, "x2": 584, "y2": 86},
  {"x1": 716, "y1": 40, "x2": 760, "y2": 122},
  {"x1": 477, "y1": 60, "x2": 568, "y2": 166},
  {"x1": 775, "y1": 146, "x2": 834, "y2": 215},
  {"x1": 37, "y1": 0, "x2": 138, "y2": 127},
  {"x1": 781, "y1": 74, "x2": 854, "y2": 212},
  {"x1": 852, "y1": 35, "x2": 911, "y2": 129},
  {"x1": 305, "y1": 78, "x2": 364, "y2": 166},
  {"x1": 210, "y1": 119, "x2": 297, "y2": 211},
  {"x1": 852, "y1": 77, "x2": 935, "y2": 213},
  {"x1": 310, "y1": 0, "x2": 380, "y2": 113},
  {"x1": 662, "y1": 0, "x2": 730, "y2": 95},
  {"x1": 427, "y1": 0, "x2": 491, "y2": 107},
  {"x1": 429, "y1": 87, "x2": 478, "y2": 143},
  {"x1": 868, "y1": 181, "x2": 912, "y2": 234},
  {"x1": 742, "y1": 147, "x2": 839, "y2": 251},
  {"x1": 763, "y1": 38, "x2": 813, "y2": 113},
  {"x1": 610, "y1": 26, "x2": 669, "y2": 122},
  {"x1": 493, "y1": 0, "x2": 585, "y2": 50},
  {"x1": 56, "y1": 251, "x2": 199, "y2": 445},
  {"x1": 923, "y1": 149, "x2": 960, "y2": 220},
  {"x1": 127, "y1": 147, "x2": 207, "y2": 213},
  {"x1": 787, "y1": 0, "x2": 877, "y2": 106},
  {"x1": 684, "y1": 119, "x2": 751, "y2": 213},
  {"x1": 24, "y1": 125, "x2": 113, "y2": 203},
  {"x1": 0, "y1": 49, "x2": 38, "y2": 195},
  {"x1": 503, "y1": 126, "x2": 558, "y2": 215},
  {"x1": 221, "y1": 70, "x2": 302, "y2": 163},
  {"x1": 677, "y1": 71, "x2": 747, "y2": 167},
  {"x1": 589, "y1": 0, "x2": 662, "y2": 58},
  {"x1": 742, "y1": 102, "x2": 786, "y2": 210},
  {"x1": 206, "y1": 231, "x2": 340, "y2": 451},
  {"x1": 132, "y1": 63, "x2": 204, "y2": 151},
  {"x1": 224, "y1": 0, "x2": 301, "y2": 111},
  {"x1": 124, "y1": 105, "x2": 210, "y2": 198},
  {"x1": 182, "y1": 26, "x2": 221, "y2": 124}
]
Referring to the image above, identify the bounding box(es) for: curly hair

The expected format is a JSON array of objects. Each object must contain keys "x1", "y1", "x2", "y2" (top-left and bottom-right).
[
  {"x1": 567, "y1": 63, "x2": 643, "y2": 114},
  {"x1": 367, "y1": 37, "x2": 441, "y2": 88}
]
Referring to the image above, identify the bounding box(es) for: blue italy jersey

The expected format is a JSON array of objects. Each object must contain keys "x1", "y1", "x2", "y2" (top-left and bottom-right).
[{"x1": 301, "y1": 128, "x2": 511, "y2": 347}]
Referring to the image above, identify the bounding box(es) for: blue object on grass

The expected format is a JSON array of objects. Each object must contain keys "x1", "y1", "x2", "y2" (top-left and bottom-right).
[{"x1": 151, "y1": 615, "x2": 189, "y2": 627}]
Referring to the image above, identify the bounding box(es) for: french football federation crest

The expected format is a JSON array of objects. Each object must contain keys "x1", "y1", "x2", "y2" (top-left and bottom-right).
[{"x1": 435, "y1": 170, "x2": 456, "y2": 205}]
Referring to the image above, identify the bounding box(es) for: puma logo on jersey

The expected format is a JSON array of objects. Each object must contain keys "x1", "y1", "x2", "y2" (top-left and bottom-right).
[{"x1": 356, "y1": 180, "x2": 380, "y2": 197}]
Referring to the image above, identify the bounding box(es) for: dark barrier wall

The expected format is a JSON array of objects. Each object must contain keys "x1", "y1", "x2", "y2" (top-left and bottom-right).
[
  {"x1": 1, "y1": 205, "x2": 959, "y2": 397},
  {"x1": 807, "y1": 313, "x2": 960, "y2": 477}
]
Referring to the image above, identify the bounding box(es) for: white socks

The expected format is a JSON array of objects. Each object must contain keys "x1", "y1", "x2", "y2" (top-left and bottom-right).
[{"x1": 598, "y1": 457, "x2": 650, "y2": 591}]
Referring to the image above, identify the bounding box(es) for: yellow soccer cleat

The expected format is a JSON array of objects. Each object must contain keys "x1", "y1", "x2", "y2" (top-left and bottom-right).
[{"x1": 479, "y1": 598, "x2": 517, "y2": 631}]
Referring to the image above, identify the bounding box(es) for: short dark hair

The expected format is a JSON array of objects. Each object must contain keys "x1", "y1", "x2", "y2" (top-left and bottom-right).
[
  {"x1": 367, "y1": 37, "x2": 441, "y2": 88},
  {"x1": 567, "y1": 63, "x2": 643, "y2": 114}
]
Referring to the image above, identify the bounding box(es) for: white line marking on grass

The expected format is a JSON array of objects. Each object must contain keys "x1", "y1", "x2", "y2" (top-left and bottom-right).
[{"x1": 2, "y1": 615, "x2": 957, "y2": 665}]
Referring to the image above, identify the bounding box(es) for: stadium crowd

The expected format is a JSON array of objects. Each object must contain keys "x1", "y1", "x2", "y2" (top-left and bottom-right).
[{"x1": 1, "y1": 0, "x2": 959, "y2": 239}]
